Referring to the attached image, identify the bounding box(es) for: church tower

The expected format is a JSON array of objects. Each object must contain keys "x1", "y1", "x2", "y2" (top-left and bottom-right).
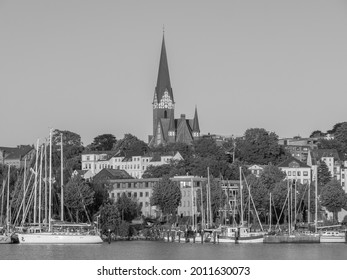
[
  {"x1": 149, "y1": 33, "x2": 201, "y2": 147},
  {"x1": 152, "y1": 34, "x2": 175, "y2": 145}
]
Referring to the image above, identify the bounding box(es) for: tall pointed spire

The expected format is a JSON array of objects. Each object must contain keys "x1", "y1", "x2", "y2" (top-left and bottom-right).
[
  {"x1": 193, "y1": 106, "x2": 200, "y2": 133},
  {"x1": 155, "y1": 33, "x2": 174, "y2": 102}
]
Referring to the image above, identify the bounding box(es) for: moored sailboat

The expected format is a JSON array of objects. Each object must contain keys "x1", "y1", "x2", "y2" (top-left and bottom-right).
[{"x1": 18, "y1": 130, "x2": 102, "y2": 244}]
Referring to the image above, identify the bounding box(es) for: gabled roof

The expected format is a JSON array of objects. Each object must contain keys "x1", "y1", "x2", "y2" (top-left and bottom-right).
[
  {"x1": 155, "y1": 34, "x2": 174, "y2": 103},
  {"x1": 277, "y1": 156, "x2": 310, "y2": 168},
  {"x1": 312, "y1": 149, "x2": 341, "y2": 161},
  {"x1": 3, "y1": 145, "x2": 33, "y2": 160},
  {"x1": 176, "y1": 117, "x2": 193, "y2": 144},
  {"x1": 93, "y1": 168, "x2": 133, "y2": 181}
]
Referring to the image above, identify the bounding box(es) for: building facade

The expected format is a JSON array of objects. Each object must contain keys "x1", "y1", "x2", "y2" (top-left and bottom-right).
[
  {"x1": 0, "y1": 145, "x2": 35, "y2": 168},
  {"x1": 149, "y1": 34, "x2": 201, "y2": 146},
  {"x1": 277, "y1": 157, "x2": 312, "y2": 185},
  {"x1": 81, "y1": 150, "x2": 183, "y2": 179}
]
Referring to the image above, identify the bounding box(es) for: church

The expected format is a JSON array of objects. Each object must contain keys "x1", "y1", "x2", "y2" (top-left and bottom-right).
[{"x1": 149, "y1": 34, "x2": 201, "y2": 146}]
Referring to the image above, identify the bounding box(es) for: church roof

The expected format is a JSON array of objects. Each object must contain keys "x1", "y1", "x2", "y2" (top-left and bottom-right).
[
  {"x1": 192, "y1": 106, "x2": 200, "y2": 132},
  {"x1": 155, "y1": 34, "x2": 174, "y2": 103},
  {"x1": 176, "y1": 116, "x2": 193, "y2": 143}
]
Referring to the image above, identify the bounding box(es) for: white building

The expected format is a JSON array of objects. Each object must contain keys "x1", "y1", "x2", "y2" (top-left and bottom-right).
[
  {"x1": 81, "y1": 150, "x2": 183, "y2": 179},
  {"x1": 248, "y1": 164, "x2": 265, "y2": 177},
  {"x1": 277, "y1": 157, "x2": 312, "y2": 185}
]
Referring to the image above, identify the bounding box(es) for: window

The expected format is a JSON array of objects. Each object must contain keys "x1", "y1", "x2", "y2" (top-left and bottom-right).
[
  {"x1": 134, "y1": 192, "x2": 137, "y2": 198},
  {"x1": 145, "y1": 202, "x2": 149, "y2": 207},
  {"x1": 111, "y1": 193, "x2": 115, "y2": 198},
  {"x1": 303, "y1": 171, "x2": 308, "y2": 176},
  {"x1": 117, "y1": 193, "x2": 120, "y2": 198},
  {"x1": 288, "y1": 171, "x2": 291, "y2": 176},
  {"x1": 139, "y1": 202, "x2": 143, "y2": 207},
  {"x1": 297, "y1": 171, "x2": 301, "y2": 176},
  {"x1": 145, "y1": 192, "x2": 149, "y2": 197},
  {"x1": 127, "y1": 192, "x2": 131, "y2": 197},
  {"x1": 86, "y1": 156, "x2": 90, "y2": 161},
  {"x1": 140, "y1": 192, "x2": 143, "y2": 197},
  {"x1": 293, "y1": 171, "x2": 296, "y2": 176}
]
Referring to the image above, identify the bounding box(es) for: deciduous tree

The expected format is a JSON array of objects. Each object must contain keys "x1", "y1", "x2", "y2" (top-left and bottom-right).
[
  {"x1": 64, "y1": 175, "x2": 94, "y2": 222},
  {"x1": 320, "y1": 179, "x2": 347, "y2": 222},
  {"x1": 150, "y1": 176, "x2": 181, "y2": 218},
  {"x1": 88, "y1": 134, "x2": 117, "y2": 151},
  {"x1": 115, "y1": 193, "x2": 142, "y2": 222}
]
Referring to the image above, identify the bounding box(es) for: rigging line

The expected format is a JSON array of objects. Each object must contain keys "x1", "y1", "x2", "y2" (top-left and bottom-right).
[
  {"x1": 242, "y1": 170, "x2": 263, "y2": 231},
  {"x1": 271, "y1": 196, "x2": 280, "y2": 225},
  {"x1": 275, "y1": 194, "x2": 289, "y2": 230},
  {"x1": 295, "y1": 182, "x2": 308, "y2": 218}
]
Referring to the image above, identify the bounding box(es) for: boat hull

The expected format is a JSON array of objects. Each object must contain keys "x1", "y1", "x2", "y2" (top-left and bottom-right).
[
  {"x1": 18, "y1": 233, "x2": 103, "y2": 244},
  {"x1": 0, "y1": 235, "x2": 12, "y2": 244},
  {"x1": 263, "y1": 234, "x2": 320, "y2": 243}
]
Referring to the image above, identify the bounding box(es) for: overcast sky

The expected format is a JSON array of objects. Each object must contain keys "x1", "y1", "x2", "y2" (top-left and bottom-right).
[{"x1": 1, "y1": 0, "x2": 347, "y2": 147}]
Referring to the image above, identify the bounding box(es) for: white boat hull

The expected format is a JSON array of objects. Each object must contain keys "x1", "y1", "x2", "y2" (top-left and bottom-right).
[
  {"x1": 18, "y1": 233, "x2": 103, "y2": 244},
  {"x1": 320, "y1": 236, "x2": 346, "y2": 243},
  {"x1": 0, "y1": 235, "x2": 12, "y2": 244}
]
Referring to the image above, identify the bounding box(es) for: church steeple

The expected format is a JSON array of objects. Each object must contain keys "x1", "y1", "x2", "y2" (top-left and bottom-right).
[
  {"x1": 155, "y1": 34, "x2": 174, "y2": 103},
  {"x1": 192, "y1": 106, "x2": 200, "y2": 139}
]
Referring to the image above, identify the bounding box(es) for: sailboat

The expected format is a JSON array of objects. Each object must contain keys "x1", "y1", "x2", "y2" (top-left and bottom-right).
[
  {"x1": 216, "y1": 167, "x2": 265, "y2": 243},
  {"x1": 18, "y1": 130, "x2": 103, "y2": 244},
  {"x1": 0, "y1": 167, "x2": 13, "y2": 244}
]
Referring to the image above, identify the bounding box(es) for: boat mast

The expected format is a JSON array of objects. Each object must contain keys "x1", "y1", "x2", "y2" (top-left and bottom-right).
[
  {"x1": 239, "y1": 166, "x2": 243, "y2": 226},
  {"x1": 207, "y1": 167, "x2": 212, "y2": 227},
  {"x1": 287, "y1": 179, "x2": 290, "y2": 234},
  {"x1": 200, "y1": 183, "x2": 204, "y2": 230},
  {"x1": 269, "y1": 192, "x2": 272, "y2": 231},
  {"x1": 44, "y1": 142, "x2": 47, "y2": 225},
  {"x1": 60, "y1": 133, "x2": 64, "y2": 222},
  {"x1": 308, "y1": 182, "x2": 310, "y2": 225},
  {"x1": 23, "y1": 159, "x2": 26, "y2": 224},
  {"x1": 191, "y1": 177, "x2": 194, "y2": 230},
  {"x1": 6, "y1": 165, "x2": 10, "y2": 231},
  {"x1": 294, "y1": 179, "x2": 297, "y2": 225},
  {"x1": 315, "y1": 172, "x2": 318, "y2": 233},
  {"x1": 38, "y1": 144, "x2": 43, "y2": 229},
  {"x1": 1, "y1": 178, "x2": 5, "y2": 225},
  {"x1": 33, "y1": 139, "x2": 39, "y2": 224},
  {"x1": 49, "y1": 129, "x2": 52, "y2": 232}
]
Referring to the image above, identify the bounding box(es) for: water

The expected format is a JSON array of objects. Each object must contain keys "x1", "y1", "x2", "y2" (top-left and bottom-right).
[{"x1": 1, "y1": 241, "x2": 347, "y2": 260}]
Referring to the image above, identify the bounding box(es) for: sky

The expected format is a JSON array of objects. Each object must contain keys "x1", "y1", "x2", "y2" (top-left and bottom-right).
[{"x1": 1, "y1": 0, "x2": 347, "y2": 147}]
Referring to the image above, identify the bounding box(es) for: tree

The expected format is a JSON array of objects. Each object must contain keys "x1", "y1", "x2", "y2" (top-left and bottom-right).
[
  {"x1": 235, "y1": 128, "x2": 289, "y2": 165},
  {"x1": 242, "y1": 174, "x2": 269, "y2": 223},
  {"x1": 327, "y1": 122, "x2": 347, "y2": 135},
  {"x1": 99, "y1": 203, "x2": 121, "y2": 233},
  {"x1": 334, "y1": 122, "x2": 347, "y2": 154},
  {"x1": 317, "y1": 161, "x2": 331, "y2": 188},
  {"x1": 115, "y1": 193, "x2": 142, "y2": 222},
  {"x1": 150, "y1": 176, "x2": 181, "y2": 218},
  {"x1": 320, "y1": 179, "x2": 347, "y2": 221},
  {"x1": 64, "y1": 175, "x2": 95, "y2": 222},
  {"x1": 142, "y1": 164, "x2": 175, "y2": 178},
  {"x1": 310, "y1": 130, "x2": 325, "y2": 138},
  {"x1": 259, "y1": 165, "x2": 286, "y2": 191},
  {"x1": 192, "y1": 138, "x2": 226, "y2": 160},
  {"x1": 87, "y1": 179, "x2": 111, "y2": 218},
  {"x1": 87, "y1": 134, "x2": 117, "y2": 151},
  {"x1": 113, "y1": 134, "x2": 149, "y2": 156},
  {"x1": 317, "y1": 139, "x2": 344, "y2": 154}
]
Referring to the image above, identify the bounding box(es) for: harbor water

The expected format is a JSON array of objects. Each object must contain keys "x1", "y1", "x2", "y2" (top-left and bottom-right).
[{"x1": 1, "y1": 240, "x2": 347, "y2": 260}]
